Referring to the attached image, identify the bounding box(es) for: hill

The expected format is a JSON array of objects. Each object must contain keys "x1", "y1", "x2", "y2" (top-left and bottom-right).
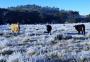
[{"x1": 0, "y1": 5, "x2": 90, "y2": 24}]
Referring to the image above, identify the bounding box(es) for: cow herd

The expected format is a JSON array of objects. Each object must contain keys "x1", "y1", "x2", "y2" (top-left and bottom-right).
[{"x1": 10, "y1": 23, "x2": 86, "y2": 35}]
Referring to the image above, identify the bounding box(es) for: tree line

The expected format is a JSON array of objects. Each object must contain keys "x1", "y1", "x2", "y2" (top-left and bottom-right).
[{"x1": 0, "y1": 4, "x2": 90, "y2": 24}]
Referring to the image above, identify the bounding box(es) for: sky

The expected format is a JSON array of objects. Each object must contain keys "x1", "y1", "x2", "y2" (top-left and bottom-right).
[{"x1": 0, "y1": 0, "x2": 90, "y2": 15}]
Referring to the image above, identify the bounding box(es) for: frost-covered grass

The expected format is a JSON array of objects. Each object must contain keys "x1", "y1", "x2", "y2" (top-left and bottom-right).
[{"x1": 0, "y1": 23, "x2": 90, "y2": 62}]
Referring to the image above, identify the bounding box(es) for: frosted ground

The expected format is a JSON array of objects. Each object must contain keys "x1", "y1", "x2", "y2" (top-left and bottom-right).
[{"x1": 0, "y1": 23, "x2": 90, "y2": 62}]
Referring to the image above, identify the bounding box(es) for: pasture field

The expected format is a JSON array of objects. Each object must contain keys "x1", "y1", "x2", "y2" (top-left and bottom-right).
[{"x1": 0, "y1": 23, "x2": 90, "y2": 62}]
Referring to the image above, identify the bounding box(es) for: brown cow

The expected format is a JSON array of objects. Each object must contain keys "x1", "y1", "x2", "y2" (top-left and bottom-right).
[
  {"x1": 74, "y1": 24, "x2": 85, "y2": 35},
  {"x1": 11, "y1": 22, "x2": 20, "y2": 33}
]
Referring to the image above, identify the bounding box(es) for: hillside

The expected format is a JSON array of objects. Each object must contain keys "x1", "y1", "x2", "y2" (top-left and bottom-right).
[{"x1": 0, "y1": 5, "x2": 90, "y2": 24}]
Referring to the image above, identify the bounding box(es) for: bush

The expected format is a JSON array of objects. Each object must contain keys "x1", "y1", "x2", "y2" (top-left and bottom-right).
[
  {"x1": 55, "y1": 34, "x2": 63, "y2": 40},
  {"x1": 55, "y1": 34, "x2": 72, "y2": 40},
  {"x1": 0, "y1": 49, "x2": 13, "y2": 56}
]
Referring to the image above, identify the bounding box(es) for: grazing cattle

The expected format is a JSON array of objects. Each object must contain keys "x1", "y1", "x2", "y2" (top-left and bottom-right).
[
  {"x1": 10, "y1": 23, "x2": 20, "y2": 33},
  {"x1": 46, "y1": 25, "x2": 52, "y2": 34},
  {"x1": 74, "y1": 24, "x2": 85, "y2": 35}
]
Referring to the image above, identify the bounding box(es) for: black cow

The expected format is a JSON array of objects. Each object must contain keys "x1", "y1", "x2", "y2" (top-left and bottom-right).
[
  {"x1": 46, "y1": 25, "x2": 52, "y2": 34},
  {"x1": 74, "y1": 24, "x2": 85, "y2": 35}
]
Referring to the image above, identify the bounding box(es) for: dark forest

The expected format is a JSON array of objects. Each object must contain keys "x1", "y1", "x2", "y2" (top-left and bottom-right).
[{"x1": 0, "y1": 5, "x2": 90, "y2": 24}]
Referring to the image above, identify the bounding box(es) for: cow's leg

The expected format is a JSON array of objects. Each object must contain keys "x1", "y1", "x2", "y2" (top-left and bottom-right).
[
  {"x1": 47, "y1": 31, "x2": 51, "y2": 35},
  {"x1": 82, "y1": 31, "x2": 83, "y2": 34},
  {"x1": 82, "y1": 31, "x2": 85, "y2": 35},
  {"x1": 48, "y1": 31, "x2": 51, "y2": 35},
  {"x1": 84, "y1": 31, "x2": 85, "y2": 35},
  {"x1": 78, "y1": 31, "x2": 80, "y2": 34},
  {"x1": 83, "y1": 27, "x2": 85, "y2": 35},
  {"x1": 50, "y1": 32, "x2": 51, "y2": 35},
  {"x1": 81, "y1": 27, "x2": 85, "y2": 35}
]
